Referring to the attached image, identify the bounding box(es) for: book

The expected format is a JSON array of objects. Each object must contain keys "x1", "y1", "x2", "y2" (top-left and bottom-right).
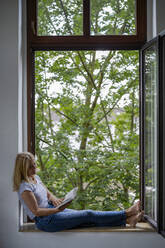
[{"x1": 55, "y1": 187, "x2": 78, "y2": 209}]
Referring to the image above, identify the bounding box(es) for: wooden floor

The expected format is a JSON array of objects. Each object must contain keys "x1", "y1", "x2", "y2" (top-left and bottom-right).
[{"x1": 20, "y1": 222, "x2": 155, "y2": 232}]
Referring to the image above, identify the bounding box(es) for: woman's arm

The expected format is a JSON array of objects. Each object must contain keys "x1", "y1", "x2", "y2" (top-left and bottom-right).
[{"x1": 21, "y1": 191, "x2": 69, "y2": 217}]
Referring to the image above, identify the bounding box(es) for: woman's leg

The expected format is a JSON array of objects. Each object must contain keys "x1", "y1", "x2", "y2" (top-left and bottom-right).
[
  {"x1": 35, "y1": 201, "x2": 142, "y2": 232},
  {"x1": 35, "y1": 208, "x2": 126, "y2": 232},
  {"x1": 126, "y1": 211, "x2": 144, "y2": 227}
]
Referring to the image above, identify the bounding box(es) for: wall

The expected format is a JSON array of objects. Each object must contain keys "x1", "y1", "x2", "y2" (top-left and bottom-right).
[
  {"x1": 0, "y1": 0, "x2": 165, "y2": 247},
  {"x1": 147, "y1": 0, "x2": 165, "y2": 40},
  {"x1": 156, "y1": 0, "x2": 165, "y2": 35}
]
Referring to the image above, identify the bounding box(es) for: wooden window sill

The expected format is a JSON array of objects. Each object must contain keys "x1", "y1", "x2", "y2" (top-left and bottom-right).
[{"x1": 20, "y1": 222, "x2": 155, "y2": 232}]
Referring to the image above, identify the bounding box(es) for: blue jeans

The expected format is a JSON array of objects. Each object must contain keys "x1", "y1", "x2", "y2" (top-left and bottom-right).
[{"x1": 34, "y1": 204, "x2": 126, "y2": 232}]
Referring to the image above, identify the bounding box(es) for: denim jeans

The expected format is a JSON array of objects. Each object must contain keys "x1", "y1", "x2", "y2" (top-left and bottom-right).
[{"x1": 34, "y1": 204, "x2": 126, "y2": 232}]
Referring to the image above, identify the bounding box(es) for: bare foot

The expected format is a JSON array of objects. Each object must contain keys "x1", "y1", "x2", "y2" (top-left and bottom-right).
[
  {"x1": 126, "y1": 201, "x2": 141, "y2": 217},
  {"x1": 127, "y1": 211, "x2": 144, "y2": 228}
]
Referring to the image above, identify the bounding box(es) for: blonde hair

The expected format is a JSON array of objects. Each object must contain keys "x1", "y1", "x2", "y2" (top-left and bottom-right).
[{"x1": 13, "y1": 152, "x2": 35, "y2": 191}]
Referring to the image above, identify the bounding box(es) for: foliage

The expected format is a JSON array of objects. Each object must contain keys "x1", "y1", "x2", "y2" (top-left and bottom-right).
[
  {"x1": 38, "y1": 0, "x2": 136, "y2": 35},
  {"x1": 35, "y1": 0, "x2": 139, "y2": 210}
]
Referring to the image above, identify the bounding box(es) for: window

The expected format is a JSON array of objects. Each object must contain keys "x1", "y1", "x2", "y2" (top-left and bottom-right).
[
  {"x1": 27, "y1": 0, "x2": 146, "y2": 159},
  {"x1": 26, "y1": 0, "x2": 165, "y2": 234},
  {"x1": 34, "y1": 49, "x2": 139, "y2": 210},
  {"x1": 27, "y1": 0, "x2": 146, "y2": 50},
  {"x1": 37, "y1": 0, "x2": 137, "y2": 36},
  {"x1": 141, "y1": 38, "x2": 159, "y2": 227},
  {"x1": 140, "y1": 33, "x2": 165, "y2": 237},
  {"x1": 26, "y1": 1, "x2": 165, "y2": 237},
  {"x1": 37, "y1": 0, "x2": 83, "y2": 36},
  {"x1": 28, "y1": 0, "x2": 144, "y2": 210}
]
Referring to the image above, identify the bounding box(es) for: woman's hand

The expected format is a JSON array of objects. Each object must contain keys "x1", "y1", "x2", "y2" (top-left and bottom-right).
[
  {"x1": 51, "y1": 197, "x2": 64, "y2": 207},
  {"x1": 58, "y1": 201, "x2": 72, "y2": 211},
  {"x1": 45, "y1": 184, "x2": 71, "y2": 210}
]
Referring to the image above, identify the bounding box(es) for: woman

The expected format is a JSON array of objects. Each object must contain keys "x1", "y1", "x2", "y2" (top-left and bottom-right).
[{"x1": 13, "y1": 152, "x2": 143, "y2": 232}]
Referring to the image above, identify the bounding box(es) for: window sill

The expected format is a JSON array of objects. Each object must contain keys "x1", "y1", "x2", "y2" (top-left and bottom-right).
[{"x1": 19, "y1": 222, "x2": 155, "y2": 232}]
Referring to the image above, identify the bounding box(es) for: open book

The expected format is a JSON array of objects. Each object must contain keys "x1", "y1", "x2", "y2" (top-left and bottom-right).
[{"x1": 55, "y1": 187, "x2": 78, "y2": 209}]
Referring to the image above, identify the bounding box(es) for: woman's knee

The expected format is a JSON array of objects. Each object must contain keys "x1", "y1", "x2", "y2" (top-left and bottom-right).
[{"x1": 84, "y1": 209, "x2": 94, "y2": 218}]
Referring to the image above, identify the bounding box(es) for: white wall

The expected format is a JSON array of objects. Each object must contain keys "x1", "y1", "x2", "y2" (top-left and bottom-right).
[
  {"x1": 147, "y1": 0, "x2": 154, "y2": 40},
  {"x1": 0, "y1": 0, "x2": 165, "y2": 247},
  {"x1": 147, "y1": 0, "x2": 165, "y2": 40},
  {"x1": 156, "y1": 0, "x2": 165, "y2": 35}
]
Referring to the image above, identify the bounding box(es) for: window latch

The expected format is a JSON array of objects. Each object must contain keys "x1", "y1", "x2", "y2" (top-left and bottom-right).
[{"x1": 31, "y1": 21, "x2": 36, "y2": 35}]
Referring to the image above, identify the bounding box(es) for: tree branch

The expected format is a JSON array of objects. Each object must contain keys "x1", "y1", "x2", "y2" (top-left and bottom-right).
[
  {"x1": 69, "y1": 53, "x2": 89, "y2": 82},
  {"x1": 77, "y1": 51, "x2": 97, "y2": 90},
  {"x1": 96, "y1": 80, "x2": 135, "y2": 125},
  {"x1": 36, "y1": 88, "x2": 78, "y2": 126},
  {"x1": 41, "y1": 1, "x2": 61, "y2": 35},
  {"x1": 52, "y1": 106, "x2": 78, "y2": 126},
  {"x1": 100, "y1": 100, "x2": 115, "y2": 152},
  {"x1": 36, "y1": 136, "x2": 71, "y2": 161},
  {"x1": 59, "y1": 0, "x2": 73, "y2": 34},
  {"x1": 84, "y1": 177, "x2": 101, "y2": 190},
  {"x1": 96, "y1": 51, "x2": 114, "y2": 82}
]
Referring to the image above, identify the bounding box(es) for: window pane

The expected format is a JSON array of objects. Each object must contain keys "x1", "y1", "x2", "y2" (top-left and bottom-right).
[
  {"x1": 91, "y1": 0, "x2": 136, "y2": 35},
  {"x1": 144, "y1": 44, "x2": 158, "y2": 221},
  {"x1": 35, "y1": 50, "x2": 139, "y2": 210},
  {"x1": 37, "y1": 0, "x2": 83, "y2": 36}
]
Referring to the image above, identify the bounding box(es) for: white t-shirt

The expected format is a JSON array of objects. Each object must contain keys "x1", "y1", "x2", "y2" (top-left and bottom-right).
[{"x1": 18, "y1": 175, "x2": 49, "y2": 220}]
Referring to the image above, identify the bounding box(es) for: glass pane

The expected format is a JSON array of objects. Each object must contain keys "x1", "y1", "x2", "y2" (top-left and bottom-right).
[
  {"x1": 144, "y1": 44, "x2": 158, "y2": 221},
  {"x1": 37, "y1": 0, "x2": 83, "y2": 36},
  {"x1": 34, "y1": 50, "x2": 139, "y2": 210},
  {"x1": 91, "y1": 0, "x2": 136, "y2": 35}
]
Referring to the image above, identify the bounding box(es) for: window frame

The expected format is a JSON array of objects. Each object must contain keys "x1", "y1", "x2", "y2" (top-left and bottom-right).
[
  {"x1": 26, "y1": 1, "x2": 165, "y2": 238},
  {"x1": 27, "y1": 0, "x2": 147, "y2": 50},
  {"x1": 140, "y1": 33, "x2": 165, "y2": 237},
  {"x1": 159, "y1": 30, "x2": 165, "y2": 238},
  {"x1": 140, "y1": 37, "x2": 160, "y2": 231},
  {"x1": 27, "y1": 0, "x2": 147, "y2": 153},
  {"x1": 27, "y1": 0, "x2": 165, "y2": 233}
]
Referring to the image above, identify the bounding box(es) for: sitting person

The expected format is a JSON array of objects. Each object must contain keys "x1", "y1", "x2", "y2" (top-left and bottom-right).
[{"x1": 13, "y1": 152, "x2": 144, "y2": 232}]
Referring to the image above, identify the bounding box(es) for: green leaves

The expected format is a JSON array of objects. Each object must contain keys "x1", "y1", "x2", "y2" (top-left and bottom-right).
[
  {"x1": 38, "y1": 0, "x2": 83, "y2": 35},
  {"x1": 35, "y1": 48, "x2": 139, "y2": 210},
  {"x1": 34, "y1": 0, "x2": 139, "y2": 211},
  {"x1": 91, "y1": 0, "x2": 136, "y2": 35}
]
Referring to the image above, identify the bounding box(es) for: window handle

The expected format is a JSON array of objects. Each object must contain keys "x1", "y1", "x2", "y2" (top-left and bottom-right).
[{"x1": 31, "y1": 21, "x2": 36, "y2": 35}]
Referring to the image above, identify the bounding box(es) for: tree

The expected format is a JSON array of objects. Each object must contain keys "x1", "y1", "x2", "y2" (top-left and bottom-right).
[{"x1": 35, "y1": 0, "x2": 139, "y2": 210}]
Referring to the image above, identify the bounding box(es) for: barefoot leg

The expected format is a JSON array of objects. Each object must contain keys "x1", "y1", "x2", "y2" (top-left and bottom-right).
[
  {"x1": 126, "y1": 201, "x2": 141, "y2": 217},
  {"x1": 127, "y1": 211, "x2": 144, "y2": 227}
]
